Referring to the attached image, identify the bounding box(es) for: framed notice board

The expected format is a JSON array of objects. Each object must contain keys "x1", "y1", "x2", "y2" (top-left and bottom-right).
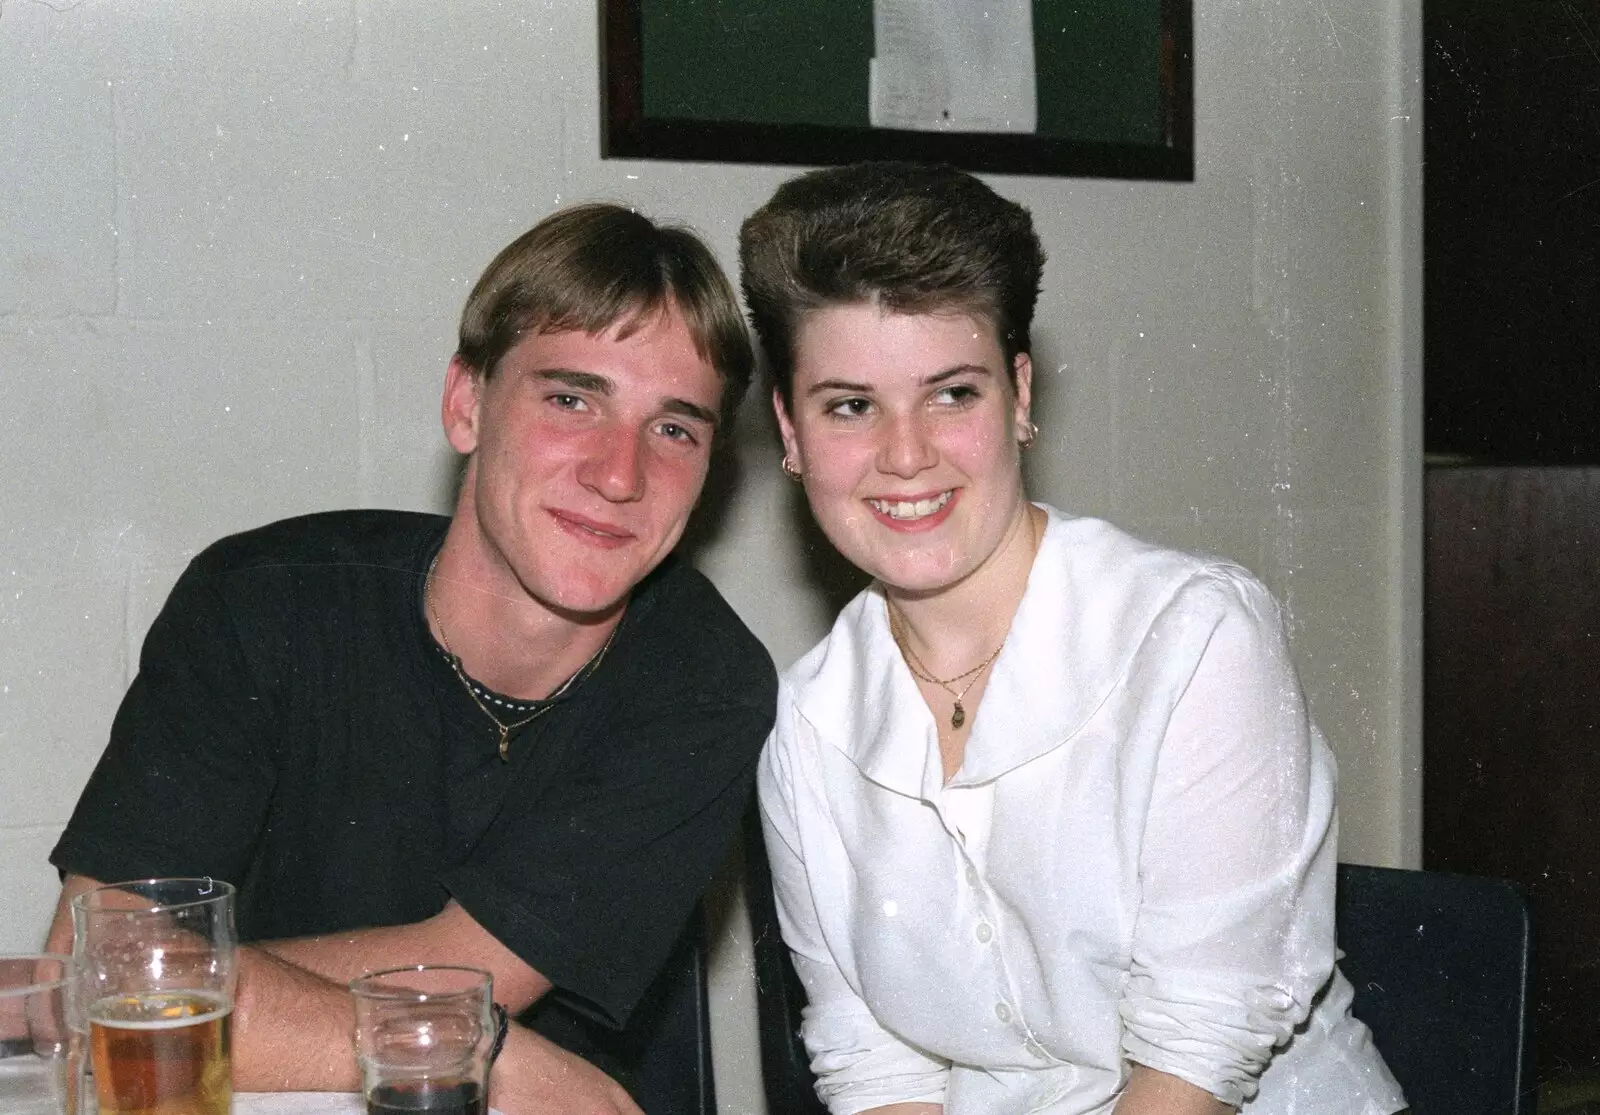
[{"x1": 602, "y1": 0, "x2": 1192, "y2": 181}]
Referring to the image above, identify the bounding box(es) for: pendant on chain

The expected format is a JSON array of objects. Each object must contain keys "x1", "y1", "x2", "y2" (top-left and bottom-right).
[{"x1": 951, "y1": 702, "x2": 966, "y2": 729}]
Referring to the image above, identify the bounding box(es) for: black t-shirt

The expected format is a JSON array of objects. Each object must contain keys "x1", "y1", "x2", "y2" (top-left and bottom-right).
[{"x1": 52, "y1": 509, "x2": 777, "y2": 1029}]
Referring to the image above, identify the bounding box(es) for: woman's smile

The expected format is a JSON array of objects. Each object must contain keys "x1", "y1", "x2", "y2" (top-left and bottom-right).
[{"x1": 866, "y1": 488, "x2": 958, "y2": 528}]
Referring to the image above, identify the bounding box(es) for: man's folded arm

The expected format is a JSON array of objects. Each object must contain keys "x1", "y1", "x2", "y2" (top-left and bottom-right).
[
  {"x1": 255, "y1": 898, "x2": 552, "y2": 1010},
  {"x1": 44, "y1": 875, "x2": 641, "y2": 1112},
  {"x1": 48, "y1": 880, "x2": 550, "y2": 1009}
]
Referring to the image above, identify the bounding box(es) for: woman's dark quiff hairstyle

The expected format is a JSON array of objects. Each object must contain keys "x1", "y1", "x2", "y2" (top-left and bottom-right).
[
  {"x1": 738, "y1": 161, "x2": 1045, "y2": 408},
  {"x1": 456, "y1": 202, "x2": 754, "y2": 432}
]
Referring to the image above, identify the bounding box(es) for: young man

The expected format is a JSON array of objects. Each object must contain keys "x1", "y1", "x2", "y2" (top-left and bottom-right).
[{"x1": 46, "y1": 204, "x2": 777, "y2": 1115}]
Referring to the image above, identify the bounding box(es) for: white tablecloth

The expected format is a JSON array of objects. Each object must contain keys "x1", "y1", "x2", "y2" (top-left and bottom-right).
[
  {"x1": 235, "y1": 1093, "x2": 503, "y2": 1115},
  {"x1": 235, "y1": 1095, "x2": 363, "y2": 1115}
]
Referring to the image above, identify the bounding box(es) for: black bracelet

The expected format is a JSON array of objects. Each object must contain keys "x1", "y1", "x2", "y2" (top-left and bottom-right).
[{"x1": 488, "y1": 1002, "x2": 510, "y2": 1065}]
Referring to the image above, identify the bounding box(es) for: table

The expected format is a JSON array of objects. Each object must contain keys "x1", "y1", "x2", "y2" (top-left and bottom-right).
[
  {"x1": 237, "y1": 1095, "x2": 504, "y2": 1115},
  {"x1": 236, "y1": 1096, "x2": 362, "y2": 1115}
]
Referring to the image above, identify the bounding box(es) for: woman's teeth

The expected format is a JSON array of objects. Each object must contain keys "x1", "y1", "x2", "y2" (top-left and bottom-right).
[{"x1": 868, "y1": 491, "x2": 953, "y2": 520}]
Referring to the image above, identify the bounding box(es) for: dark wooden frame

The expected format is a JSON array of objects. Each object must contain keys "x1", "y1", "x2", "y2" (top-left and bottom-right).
[{"x1": 601, "y1": 0, "x2": 1193, "y2": 182}]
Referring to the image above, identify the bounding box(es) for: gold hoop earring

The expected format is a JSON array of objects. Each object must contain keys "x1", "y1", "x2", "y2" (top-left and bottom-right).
[
  {"x1": 1018, "y1": 421, "x2": 1039, "y2": 450},
  {"x1": 781, "y1": 455, "x2": 804, "y2": 481}
]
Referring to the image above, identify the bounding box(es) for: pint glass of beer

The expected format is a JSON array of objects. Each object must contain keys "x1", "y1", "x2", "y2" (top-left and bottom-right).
[
  {"x1": 350, "y1": 966, "x2": 494, "y2": 1115},
  {"x1": 0, "y1": 954, "x2": 74, "y2": 1115},
  {"x1": 71, "y1": 879, "x2": 236, "y2": 1115}
]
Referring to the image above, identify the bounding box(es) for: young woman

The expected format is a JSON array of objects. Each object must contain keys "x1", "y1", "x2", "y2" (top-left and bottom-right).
[{"x1": 740, "y1": 162, "x2": 1406, "y2": 1115}]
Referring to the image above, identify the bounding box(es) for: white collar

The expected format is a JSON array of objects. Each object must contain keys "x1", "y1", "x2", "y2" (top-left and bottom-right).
[{"x1": 784, "y1": 505, "x2": 1204, "y2": 798}]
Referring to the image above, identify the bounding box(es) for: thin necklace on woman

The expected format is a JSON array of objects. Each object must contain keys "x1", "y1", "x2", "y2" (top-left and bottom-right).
[
  {"x1": 887, "y1": 603, "x2": 1002, "y2": 729},
  {"x1": 885, "y1": 505, "x2": 1040, "y2": 731}
]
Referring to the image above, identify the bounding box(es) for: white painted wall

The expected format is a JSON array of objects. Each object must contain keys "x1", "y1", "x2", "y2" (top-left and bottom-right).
[{"x1": 0, "y1": 1, "x2": 1420, "y2": 1111}]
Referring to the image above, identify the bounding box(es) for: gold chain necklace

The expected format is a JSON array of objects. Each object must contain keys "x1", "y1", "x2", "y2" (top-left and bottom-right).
[
  {"x1": 886, "y1": 602, "x2": 1005, "y2": 730},
  {"x1": 425, "y1": 558, "x2": 619, "y2": 760}
]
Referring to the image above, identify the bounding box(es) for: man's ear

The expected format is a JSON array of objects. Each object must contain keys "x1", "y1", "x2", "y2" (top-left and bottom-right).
[
  {"x1": 773, "y1": 387, "x2": 802, "y2": 472},
  {"x1": 442, "y1": 356, "x2": 483, "y2": 455}
]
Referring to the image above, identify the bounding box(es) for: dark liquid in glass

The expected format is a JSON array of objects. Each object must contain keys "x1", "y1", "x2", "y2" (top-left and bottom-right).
[{"x1": 367, "y1": 1080, "x2": 485, "y2": 1115}]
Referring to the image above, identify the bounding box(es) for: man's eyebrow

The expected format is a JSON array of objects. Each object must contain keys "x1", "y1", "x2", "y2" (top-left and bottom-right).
[
  {"x1": 662, "y1": 397, "x2": 719, "y2": 428},
  {"x1": 534, "y1": 369, "x2": 612, "y2": 394},
  {"x1": 535, "y1": 369, "x2": 717, "y2": 428},
  {"x1": 804, "y1": 378, "x2": 873, "y2": 397}
]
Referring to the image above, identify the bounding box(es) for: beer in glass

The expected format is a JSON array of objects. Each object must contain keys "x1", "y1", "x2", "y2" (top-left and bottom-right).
[{"x1": 72, "y1": 879, "x2": 236, "y2": 1115}]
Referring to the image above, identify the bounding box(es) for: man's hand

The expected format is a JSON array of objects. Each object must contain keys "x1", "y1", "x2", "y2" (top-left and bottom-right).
[
  {"x1": 492, "y1": 1025, "x2": 643, "y2": 1115},
  {"x1": 41, "y1": 874, "x2": 101, "y2": 955}
]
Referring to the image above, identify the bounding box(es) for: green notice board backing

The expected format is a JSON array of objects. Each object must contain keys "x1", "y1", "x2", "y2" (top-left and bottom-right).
[{"x1": 604, "y1": 0, "x2": 1192, "y2": 180}]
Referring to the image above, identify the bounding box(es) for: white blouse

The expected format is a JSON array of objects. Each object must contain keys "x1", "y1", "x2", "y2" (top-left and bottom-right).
[{"x1": 757, "y1": 507, "x2": 1406, "y2": 1115}]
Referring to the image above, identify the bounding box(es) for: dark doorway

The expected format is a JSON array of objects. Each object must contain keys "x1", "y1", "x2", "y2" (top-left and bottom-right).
[
  {"x1": 1423, "y1": 3, "x2": 1599, "y2": 465},
  {"x1": 1422, "y1": 1, "x2": 1600, "y2": 1102}
]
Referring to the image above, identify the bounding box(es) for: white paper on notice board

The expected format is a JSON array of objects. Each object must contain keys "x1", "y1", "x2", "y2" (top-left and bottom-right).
[{"x1": 868, "y1": 0, "x2": 1038, "y2": 133}]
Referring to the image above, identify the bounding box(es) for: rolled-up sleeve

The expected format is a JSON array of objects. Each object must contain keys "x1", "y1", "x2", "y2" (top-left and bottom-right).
[
  {"x1": 757, "y1": 705, "x2": 950, "y2": 1114},
  {"x1": 1120, "y1": 571, "x2": 1338, "y2": 1105}
]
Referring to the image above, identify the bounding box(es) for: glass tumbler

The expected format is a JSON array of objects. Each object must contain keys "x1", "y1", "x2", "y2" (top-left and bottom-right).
[
  {"x1": 0, "y1": 954, "x2": 74, "y2": 1115},
  {"x1": 349, "y1": 966, "x2": 495, "y2": 1115}
]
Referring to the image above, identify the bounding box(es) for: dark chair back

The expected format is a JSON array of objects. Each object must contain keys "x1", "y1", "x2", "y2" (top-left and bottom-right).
[
  {"x1": 745, "y1": 806, "x2": 831, "y2": 1115},
  {"x1": 1336, "y1": 863, "x2": 1535, "y2": 1115},
  {"x1": 627, "y1": 906, "x2": 718, "y2": 1115}
]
